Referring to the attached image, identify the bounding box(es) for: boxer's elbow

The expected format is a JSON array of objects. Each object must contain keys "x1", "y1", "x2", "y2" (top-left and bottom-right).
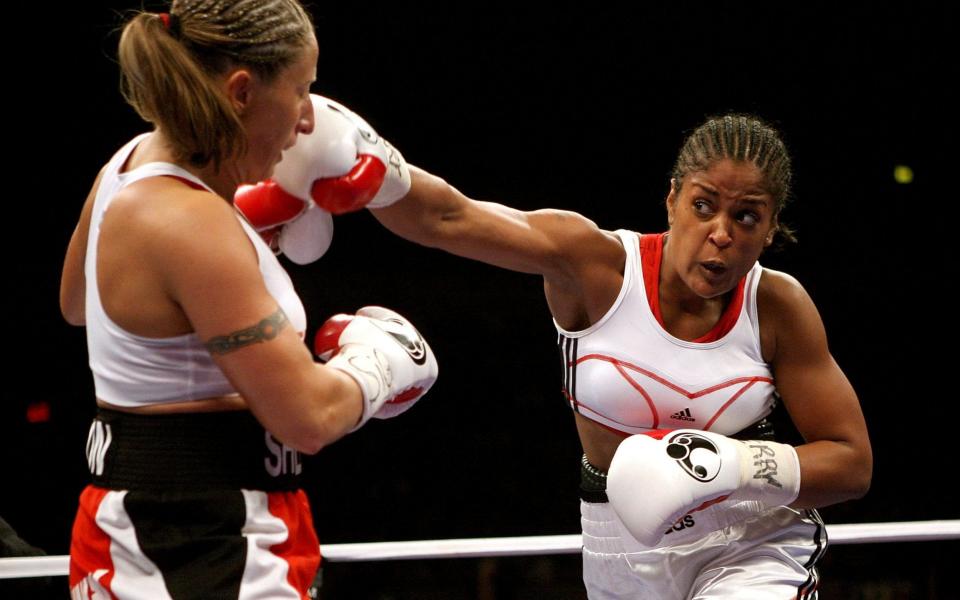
[
  {"x1": 831, "y1": 444, "x2": 872, "y2": 502},
  {"x1": 60, "y1": 293, "x2": 86, "y2": 326},
  {"x1": 282, "y1": 419, "x2": 336, "y2": 456},
  {"x1": 795, "y1": 439, "x2": 873, "y2": 508},
  {"x1": 843, "y1": 435, "x2": 873, "y2": 500},
  {"x1": 60, "y1": 272, "x2": 86, "y2": 325},
  {"x1": 265, "y1": 409, "x2": 341, "y2": 456},
  {"x1": 268, "y1": 368, "x2": 363, "y2": 455},
  {"x1": 848, "y1": 452, "x2": 873, "y2": 500}
]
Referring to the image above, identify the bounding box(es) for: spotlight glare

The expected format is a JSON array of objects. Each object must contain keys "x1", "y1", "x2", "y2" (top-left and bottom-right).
[{"x1": 893, "y1": 165, "x2": 914, "y2": 184}]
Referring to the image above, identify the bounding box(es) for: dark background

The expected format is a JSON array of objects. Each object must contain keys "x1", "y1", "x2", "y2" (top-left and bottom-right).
[{"x1": 4, "y1": 1, "x2": 955, "y2": 597}]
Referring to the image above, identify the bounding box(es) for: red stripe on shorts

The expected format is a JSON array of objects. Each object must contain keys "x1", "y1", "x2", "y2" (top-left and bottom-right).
[
  {"x1": 267, "y1": 490, "x2": 321, "y2": 598},
  {"x1": 69, "y1": 485, "x2": 116, "y2": 595}
]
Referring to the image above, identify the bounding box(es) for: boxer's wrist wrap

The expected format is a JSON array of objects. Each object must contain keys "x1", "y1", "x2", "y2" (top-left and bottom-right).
[
  {"x1": 733, "y1": 438, "x2": 801, "y2": 508},
  {"x1": 86, "y1": 408, "x2": 303, "y2": 492}
]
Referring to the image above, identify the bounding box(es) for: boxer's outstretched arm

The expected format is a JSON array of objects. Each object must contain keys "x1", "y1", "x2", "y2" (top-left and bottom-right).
[{"x1": 372, "y1": 166, "x2": 623, "y2": 283}]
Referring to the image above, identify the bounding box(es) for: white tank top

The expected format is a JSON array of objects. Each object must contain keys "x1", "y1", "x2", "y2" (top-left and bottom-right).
[
  {"x1": 556, "y1": 230, "x2": 775, "y2": 436},
  {"x1": 85, "y1": 134, "x2": 308, "y2": 407}
]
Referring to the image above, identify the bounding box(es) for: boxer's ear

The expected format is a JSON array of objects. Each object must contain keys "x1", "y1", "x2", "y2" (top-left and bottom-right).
[{"x1": 666, "y1": 178, "x2": 678, "y2": 226}]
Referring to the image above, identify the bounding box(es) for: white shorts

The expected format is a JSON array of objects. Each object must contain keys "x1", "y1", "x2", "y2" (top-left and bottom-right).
[{"x1": 581, "y1": 500, "x2": 826, "y2": 599}]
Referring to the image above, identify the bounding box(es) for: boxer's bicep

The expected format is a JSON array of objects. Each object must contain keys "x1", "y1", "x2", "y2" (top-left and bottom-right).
[
  {"x1": 761, "y1": 270, "x2": 872, "y2": 506},
  {"x1": 154, "y1": 198, "x2": 359, "y2": 452}
]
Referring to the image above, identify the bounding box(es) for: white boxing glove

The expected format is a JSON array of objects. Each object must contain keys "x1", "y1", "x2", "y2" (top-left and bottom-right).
[
  {"x1": 279, "y1": 94, "x2": 411, "y2": 215},
  {"x1": 606, "y1": 429, "x2": 801, "y2": 547},
  {"x1": 235, "y1": 93, "x2": 411, "y2": 264},
  {"x1": 314, "y1": 306, "x2": 438, "y2": 429},
  {"x1": 234, "y1": 175, "x2": 335, "y2": 265},
  {"x1": 276, "y1": 203, "x2": 333, "y2": 265},
  {"x1": 308, "y1": 95, "x2": 412, "y2": 211}
]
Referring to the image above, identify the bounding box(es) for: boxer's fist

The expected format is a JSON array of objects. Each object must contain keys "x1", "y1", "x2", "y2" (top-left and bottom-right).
[
  {"x1": 315, "y1": 306, "x2": 437, "y2": 429},
  {"x1": 235, "y1": 95, "x2": 411, "y2": 264},
  {"x1": 234, "y1": 179, "x2": 334, "y2": 265},
  {"x1": 276, "y1": 204, "x2": 333, "y2": 265},
  {"x1": 234, "y1": 179, "x2": 306, "y2": 232},
  {"x1": 606, "y1": 429, "x2": 800, "y2": 547},
  {"x1": 284, "y1": 94, "x2": 410, "y2": 214},
  {"x1": 307, "y1": 95, "x2": 411, "y2": 212}
]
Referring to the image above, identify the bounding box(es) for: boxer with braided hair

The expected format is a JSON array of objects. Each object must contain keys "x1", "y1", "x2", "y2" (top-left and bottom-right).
[
  {"x1": 255, "y1": 108, "x2": 871, "y2": 598},
  {"x1": 61, "y1": 2, "x2": 436, "y2": 598},
  {"x1": 390, "y1": 113, "x2": 870, "y2": 598}
]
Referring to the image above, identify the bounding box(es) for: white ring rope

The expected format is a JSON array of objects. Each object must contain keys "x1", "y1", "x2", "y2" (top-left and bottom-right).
[{"x1": 2, "y1": 519, "x2": 958, "y2": 579}]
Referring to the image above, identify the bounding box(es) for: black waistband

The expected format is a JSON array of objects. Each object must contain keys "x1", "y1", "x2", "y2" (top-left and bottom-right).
[
  {"x1": 579, "y1": 454, "x2": 608, "y2": 503},
  {"x1": 86, "y1": 408, "x2": 304, "y2": 492},
  {"x1": 730, "y1": 416, "x2": 777, "y2": 442},
  {"x1": 577, "y1": 418, "x2": 777, "y2": 503}
]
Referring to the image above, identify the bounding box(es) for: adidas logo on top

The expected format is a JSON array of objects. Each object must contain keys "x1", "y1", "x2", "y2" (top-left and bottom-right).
[{"x1": 670, "y1": 408, "x2": 696, "y2": 422}]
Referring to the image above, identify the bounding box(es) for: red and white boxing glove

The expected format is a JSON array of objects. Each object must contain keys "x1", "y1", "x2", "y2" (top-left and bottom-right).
[
  {"x1": 234, "y1": 94, "x2": 411, "y2": 264},
  {"x1": 606, "y1": 429, "x2": 801, "y2": 547},
  {"x1": 234, "y1": 181, "x2": 334, "y2": 264},
  {"x1": 315, "y1": 306, "x2": 438, "y2": 429},
  {"x1": 302, "y1": 95, "x2": 411, "y2": 214}
]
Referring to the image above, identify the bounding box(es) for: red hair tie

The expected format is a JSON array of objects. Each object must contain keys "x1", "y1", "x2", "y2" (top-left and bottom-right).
[{"x1": 159, "y1": 13, "x2": 171, "y2": 29}]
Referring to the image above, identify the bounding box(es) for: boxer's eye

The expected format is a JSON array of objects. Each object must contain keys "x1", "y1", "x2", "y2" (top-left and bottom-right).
[{"x1": 693, "y1": 200, "x2": 714, "y2": 216}]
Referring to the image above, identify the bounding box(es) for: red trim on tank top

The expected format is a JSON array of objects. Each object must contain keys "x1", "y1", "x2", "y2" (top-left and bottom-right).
[
  {"x1": 578, "y1": 419, "x2": 674, "y2": 440},
  {"x1": 639, "y1": 232, "x2": 746, "y2": 343},
  {"x1": 562, "y1": 388, "x2": 578, "y2": 412},
  {"x1": 703, "y1": 379, "x2": 760, "y2": 431},
  {"x1": 576, "y1": 353, "x2": 771, "y2": 399},
  {"x1": 595, "y1": 419, "x2": 632, "y2": 438},
  {"x1": 573, "y1": 353, "x2": 773, "y2": 434},
  {"x1": 611, "y1": 361, "x2": 661, "y2": 428}
]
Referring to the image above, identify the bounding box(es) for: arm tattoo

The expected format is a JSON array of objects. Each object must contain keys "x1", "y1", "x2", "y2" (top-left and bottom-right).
[{"x1": 204, "y1": 308, "x2": 289, "y2": 355}]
